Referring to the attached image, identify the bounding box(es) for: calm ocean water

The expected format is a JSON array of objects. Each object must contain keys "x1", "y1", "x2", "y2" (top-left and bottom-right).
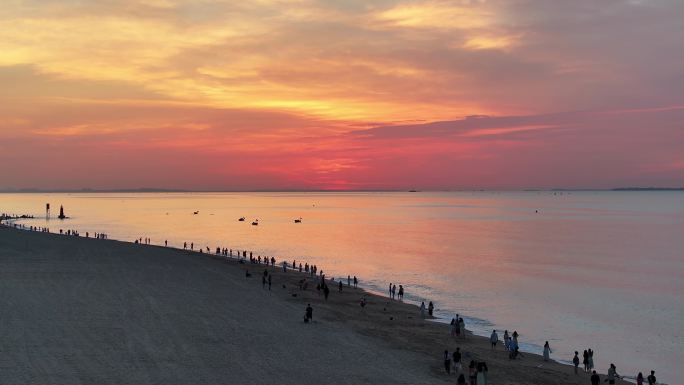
[{"x1": 3, "y1": 191, "x2": 682, "y2": 383}]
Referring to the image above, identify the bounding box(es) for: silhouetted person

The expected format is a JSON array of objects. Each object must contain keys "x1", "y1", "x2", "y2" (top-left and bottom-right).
[
  {"x1": 323, "y1": 284, "x2": 330, "y2": 300},
  {"x1": 398, "y1": 285, "x2": 404, "y2": 300},
  {"x1": 572, "y1": 351, "x2": 580, "y2": 374},
  {"x1": 305, "y1": 304, "x2": 313, "y2": 322},
  {"x1": 543, "y1": 341, "x2": 552, "y2": 361},
  {"x1": 647, "y1": 370, "x2": 656, "y2": 385},
  {"x1": 457, "y1": 374, "x2": 466, "y2": 385},
  {"x1": 490, "y1": 330, "x2": 498, "y2": 350},
  {"x1": 268, "y1": 274, "x2": 272, "y2": 290},
  {"x1": 607, "y1": 364, "x2": 621, "y2": 385},
  {"x1": 443, "y1": 350, "x2": 451, "y2": 374},
  {"x1": 338, "y1": 281, "x2": 343, "y2": 292},
  {"x1": 590, "y1": 370, "x2": 600, "y2": 385},
  {"x1": 353, "y1": 276, "x2": 358, "y2": 288},
  {"x1": 428, "y1": 301, "x2": 434, "y2": 316}
]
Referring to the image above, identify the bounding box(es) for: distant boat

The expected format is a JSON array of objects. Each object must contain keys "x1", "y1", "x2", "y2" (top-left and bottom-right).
[
  {"x1": 251, "y1": 220, "x2": 259, "y2": 226},
  {"x1": 193, "y1": 211, "x2": 199, "y2": 215},
  {"x1": 409, "y1": 190, "x2": 418, "y2": 192},
  {"x1": 238, "y1": 217, "x2": 245, "y2": 222},
  {"x1": 294, "y1": 217, "x2": 302, "y2": 223}
]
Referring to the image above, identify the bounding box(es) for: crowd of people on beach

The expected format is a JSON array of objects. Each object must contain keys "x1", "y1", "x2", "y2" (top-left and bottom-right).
[{"x1": 2, "y1": 214, "x2": 663, "y2": 385}]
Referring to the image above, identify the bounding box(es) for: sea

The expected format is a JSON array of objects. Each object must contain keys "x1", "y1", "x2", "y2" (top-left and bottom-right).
[{"x1": 2, "y1": 191, "x2": 682, "y2": 383}]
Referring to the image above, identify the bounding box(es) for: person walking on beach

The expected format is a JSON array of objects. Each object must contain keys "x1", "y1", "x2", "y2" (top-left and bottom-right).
[
  {"x1": 428, "y1": 301, "x2": 434, "y2": 317},
  {"x1": 637, "y1": 372, "x2": 644, "y2": 385},
  {"x1": 268, "y1": 274, "x2": 272, "y2": 290},
  {"x1": 503, "y1": 330, "x2": 510, "y2": 350},
  {"x1": 588, "y1": 349, "x2": 594, "y2": 371},
  {"x1": 443, "y1": 350, "x2": 451, "y2": 374},
  {"x1": 468, "y1": 360, "x2": 477, "y2": 385},
  {"x1": 389, "y1": 283, "x2": 393, "y2": 298},
  {"x1": 338, "y1": 280, "x2": 343, "y2": 292},
  {"x1": 451, "y1": 318, "x2": 457, "y2": 337},
  {"x1": 606, "y1": 363, "x2": 621, "y2": 385},
  {"x1": 420, "y1": 301, "x2": 426, "y2": 318},
  {"x1": 647, "y1": 370, "x2": 656, "y2": 385},
  {"x1": 392, "y1": 284, "x2": 396, "y2": 299},
  {"x1": 590, "y1": 370, "x2": 600, "y2": 385},
  {"x1": 262, "y1": 274, "x2": 266, "y2": 289},
  {"x1": 476, "y1": 362, "x2": 486, "y2": 385},
  {"x1": 459, "y1": 318, "x2": 466, "y2": 339},
  {"x1": 347, "y1": 275, "x2": 351, "y2": 287},
  {"x1": 452, "y1": 347, "x2": 462, "y2": 374},
  {"x1": 572, "y1": 351, "x2": 580, "y2": 374},
  {"x1": 490, "y1": 330, "x2": 498, "y2": 350},
  {"x1": 305, "y1": 304, "x2": 313, "y2": 323},
  {"x1": 398, "y1": 285, "x2": 404, "y2": 300},
  {"x1": 323, "y1": 284, "x2": 330, "y2": 300},
  {"x1": 353, "y1": 276, "x2": 358, "y2": 288},
  {"x1": 543, "y1": 341, "x2": 552, "y2": 361}
]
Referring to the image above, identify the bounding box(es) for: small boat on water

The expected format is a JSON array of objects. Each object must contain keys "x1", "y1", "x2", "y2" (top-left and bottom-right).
[
  {"x1": 294, "y1": 217, "x2": 302, "y2": 223},
  {"x1": 251, "y1": 220, "x2": 259, "y2": 226},
  {"x1": 238, "y1": 217, "x2": 245, "y2": 222},
  {"x1": 193, "y1": 211, "x2": 199, "y2": 215}
]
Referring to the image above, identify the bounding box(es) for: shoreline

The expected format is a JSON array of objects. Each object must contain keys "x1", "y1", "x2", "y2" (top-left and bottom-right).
[{"x1": 0, "y1": 223, "x2": 637, "y2": 384}]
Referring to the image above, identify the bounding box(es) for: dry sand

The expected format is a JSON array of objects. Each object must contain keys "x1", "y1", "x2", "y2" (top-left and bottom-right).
[{"x1": 0, "y1": 226, "x2": 632, "y2": 385}]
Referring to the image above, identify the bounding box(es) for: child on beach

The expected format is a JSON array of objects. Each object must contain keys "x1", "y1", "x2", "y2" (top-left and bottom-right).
[
  {"x1": 572, "y1": 351, "x2": 580, "y2": 374},
  {"x1": 591, "y1": 370, "x2": 600, "y2": 385}
]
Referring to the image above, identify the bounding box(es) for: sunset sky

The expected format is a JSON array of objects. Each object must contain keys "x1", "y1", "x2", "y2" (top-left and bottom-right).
[{"x1": 1, "y1": 0, "x2": 683, "y2": 190}]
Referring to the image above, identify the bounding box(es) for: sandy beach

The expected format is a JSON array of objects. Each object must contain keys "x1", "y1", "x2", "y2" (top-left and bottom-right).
[{"x1": 0, "y1": 226, "x2": 633, "y2": 385}]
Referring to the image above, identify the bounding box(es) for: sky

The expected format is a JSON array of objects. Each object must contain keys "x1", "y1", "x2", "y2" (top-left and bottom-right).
[{"x1": 1, "y1": 0, "x2": 683, "y2": 190}]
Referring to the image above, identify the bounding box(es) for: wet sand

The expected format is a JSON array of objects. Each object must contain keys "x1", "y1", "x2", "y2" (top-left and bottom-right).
[{"x1": 0, "y1": 226, "x2": 631, "y2": 385}]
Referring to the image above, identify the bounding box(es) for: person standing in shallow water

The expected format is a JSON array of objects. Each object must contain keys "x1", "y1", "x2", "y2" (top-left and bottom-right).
[
  {"x1": 543, "y1": 341, "x2": 552, "y2": 361},
  {"x1": 398, "y1": 285, "x2": 404, "y2": 300}
]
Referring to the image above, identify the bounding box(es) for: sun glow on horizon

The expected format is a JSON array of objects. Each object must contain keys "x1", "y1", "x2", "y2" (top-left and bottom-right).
[{"x1": 1, "y1": 0, "x2": 683, "y2": 190}]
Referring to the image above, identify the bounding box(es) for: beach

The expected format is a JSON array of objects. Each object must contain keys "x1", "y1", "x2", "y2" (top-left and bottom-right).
[{"x1": 0, "y1": 225, "x2": 634, "y2": 385}]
